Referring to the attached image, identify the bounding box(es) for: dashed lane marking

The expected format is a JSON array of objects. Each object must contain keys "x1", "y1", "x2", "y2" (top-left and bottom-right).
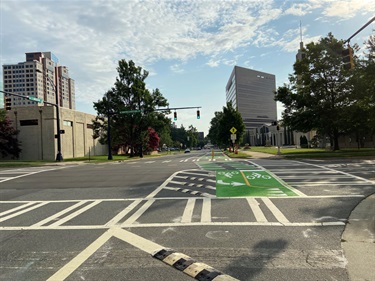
[{"x1": 164, "y1": 186, "x2": 215, "y2": 197}]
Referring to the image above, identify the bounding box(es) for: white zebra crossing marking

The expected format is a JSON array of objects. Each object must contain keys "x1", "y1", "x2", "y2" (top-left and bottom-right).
[{"x1": 0, "y1": 195, "x2": 353, "y2": 230}]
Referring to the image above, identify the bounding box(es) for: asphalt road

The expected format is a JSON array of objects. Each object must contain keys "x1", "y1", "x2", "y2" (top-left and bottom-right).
[{"x1": 0, "y1": 151, "x2": 374, "y2": 281}]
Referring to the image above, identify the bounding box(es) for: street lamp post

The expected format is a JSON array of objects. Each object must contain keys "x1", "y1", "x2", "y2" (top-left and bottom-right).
[{"x1": 36, "y1": 69, "x2": 63, "y2": 161}]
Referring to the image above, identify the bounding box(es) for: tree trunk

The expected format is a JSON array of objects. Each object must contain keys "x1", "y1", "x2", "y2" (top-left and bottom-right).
[{"x1": 333, "y1": 129, "x2": 340, "y2": 151}]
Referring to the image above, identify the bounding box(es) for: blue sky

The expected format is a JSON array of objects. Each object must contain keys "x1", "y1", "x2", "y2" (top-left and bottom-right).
[{"x1": 1, "y1": 0, "x2": 374, "y2": 135}]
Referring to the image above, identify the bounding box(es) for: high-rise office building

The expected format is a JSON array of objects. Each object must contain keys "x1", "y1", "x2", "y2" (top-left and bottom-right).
[
  {"x1": 2, "y1": 52, "x2": 75, "y2": 109},
  {"x1": 226, "y1": 66, "x2": 277, "y2": 130}
]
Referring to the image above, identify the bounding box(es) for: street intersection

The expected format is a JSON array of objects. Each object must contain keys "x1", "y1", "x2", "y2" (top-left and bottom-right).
[{"x1": 0, "y1": 151, "x2": 374, "y2": 280}]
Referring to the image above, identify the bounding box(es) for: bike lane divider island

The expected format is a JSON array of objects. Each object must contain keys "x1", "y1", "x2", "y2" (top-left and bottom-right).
[{"x1": 198, "y1": 158, "x2": 305, "y2": 197}]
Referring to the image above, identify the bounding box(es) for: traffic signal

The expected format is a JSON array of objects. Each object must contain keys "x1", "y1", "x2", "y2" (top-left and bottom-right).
[
  {"x1": 197, "y1": 110, "x2": 200, "y2": 119},
  {"x1": 174, "y1": 111, "x2": 177, "y2": 121},
  {"x1": 5, "y1": 97, "x2": 12, "y2": 111},
  {"x1": 342, "y1": 46, "x2": 354, "y2": 70}
]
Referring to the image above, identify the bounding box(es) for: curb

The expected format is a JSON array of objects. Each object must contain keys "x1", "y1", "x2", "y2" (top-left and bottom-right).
[{"x1": 341, "y1": 193, "x2": 375, "y2": 281}]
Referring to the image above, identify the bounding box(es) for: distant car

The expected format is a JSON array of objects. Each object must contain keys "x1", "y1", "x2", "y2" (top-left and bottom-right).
[{"x1": 184, "y1": 149, "x2": 190, "y2": 153}]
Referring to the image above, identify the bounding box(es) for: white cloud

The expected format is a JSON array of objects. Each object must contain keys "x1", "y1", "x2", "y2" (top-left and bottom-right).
[
  {"x1": 1, "y1": 0, "x2": 373, "y2": 109},
  {"x1": 170, "y1": 64, "x2": 185, "y2": 73},
  {"x1": 320, "y1": 0, "x2": 375, "y2": 18},
  {"x1": 284, "y1": 3, "x2": 313, "y2": 16}
]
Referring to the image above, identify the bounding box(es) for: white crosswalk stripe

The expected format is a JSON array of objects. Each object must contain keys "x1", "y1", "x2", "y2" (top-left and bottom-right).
[
  {"x1": 0, "y1": 196, "x2": 351, "y2": 230},
  {"x1": 0, "y1": 166, "x2": 72, "y2": 183}
]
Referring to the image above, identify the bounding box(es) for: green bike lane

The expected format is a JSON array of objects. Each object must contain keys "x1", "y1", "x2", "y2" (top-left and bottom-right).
[{"x1": 197, "y1": 153, "x2": 301, "y2": 197}]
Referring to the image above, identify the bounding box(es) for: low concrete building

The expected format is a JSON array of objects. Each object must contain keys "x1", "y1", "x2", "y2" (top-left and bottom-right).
[{"x1": 5, "y1": 106, "x2": 107, "y2": 161}]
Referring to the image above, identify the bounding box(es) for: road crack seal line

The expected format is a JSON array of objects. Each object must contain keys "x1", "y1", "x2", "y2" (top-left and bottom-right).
[{"x1": 153, "y1": 248, "x2": 239, "y2": 281}]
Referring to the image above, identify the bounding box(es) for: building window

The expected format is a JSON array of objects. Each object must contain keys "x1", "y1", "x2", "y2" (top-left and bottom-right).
[{"x1": 63, "y1": 120, "x2": 73, "y2": 126}]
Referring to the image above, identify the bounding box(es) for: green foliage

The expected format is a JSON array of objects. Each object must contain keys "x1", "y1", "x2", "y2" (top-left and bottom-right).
[
  {"x1": 344, "y1": 34, "x2": 375, "y2": 145},
  {"x1": 275, "y1": 33, "x2": 374, "y2": 150},
  {"x1": 208, "y1": 102, "x2": 245, "y2": 147},
  {"x1": 186, "y1": 125, "x2": 199, "y2": 148},
  {"x1": 93, "y1": 60, "x2": 169, "y2": 156},
  {"x1": 0, "y1": 110, "x2": 21, "y2": 159}
]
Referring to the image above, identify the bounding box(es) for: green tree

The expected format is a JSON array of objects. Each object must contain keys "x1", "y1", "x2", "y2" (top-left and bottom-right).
[
  {"x1": 93, "y1": 60, "x2": 169, "y2": 156},
  {"x1": 207, "y1": 111, "x2": 223, "y2": 147},
  {"x1": 171, "y1": 125, "x2": 187, "y2": 149},
  {"x1": 0, "y1": 110, "x2": 21, "y2": 159},
  {"x1": 208, "y1": 102, "x2": 245, "y2": 148},
  {"x1": 186, "y1": 125, "x2": 198, "y2": 148},
  {"x1": 275, "y1": 33, "x2": 358, "y2": 150},
  {"x1": 345, "y1": 34, "x2": 375, "y2": 147}
]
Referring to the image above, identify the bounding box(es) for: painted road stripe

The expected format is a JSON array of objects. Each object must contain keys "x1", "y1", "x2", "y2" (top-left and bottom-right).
[
  {"x1": 121, "y1": 199, "x2": 155, "y2": 225},
  {"x1": 265, "y1": 171, "x2": 307, "y2": 197},
  {"x1": 153, "y1": 248, "x2": 239, "y2": 281},
  {"x1": 0, "y1": 201, "x2": 36, "y2": 217},
  {"x1": 0, "y1": 194, "x2": 364, "y2": 205},
  {"x1": 0, "y1": 167, "x2": 68, "y2": 183},
  {"x1": 170, "y1": 180, "x2": 186, "y2": 185},
  {"x1": 291, "y1": 182, "x2": 373, "y2": 186},
  {"x1": 48, "y1": 200, "x2": 102, "y2": 227},
  {"x1": 0, "y1": 221, "x2": 346, "y2": 231},
  {"x1": 246, "y1": 198, "x2": 267, "y2": 222},
  {"x1": 146, "y1": 171, "x2": 182, "y2": 198},
  {"x1": 201, "y1": 198, "x2": 211, "y2": 223},
  {"x1": 163, "y1": 186, "x2": 215, "y2": 198},
  {"x1": 175, "y1": 175, "x2": 189, "y2": 179},
  {"x1": 104, "y1": 199, "x2": 142, "y2": 226},
  {"x1": 294, "y1": 160, "x2": 375, "y2": 184},
  {"x1": 181, "y1": 171, "x2": 215, "y2": 177},
  {"x1": 0, "y1": 202, "x2": 48, "y2": 222},
  {"x1": 46, "y1": 229, "x2": 113, "y2": 281},
  {"x1": 32, "y1": 200, "x2": 88, "y2": 227},
  {"x1": 262, "y1": 198, "x2": 290, "y2": 224},
  {"x1": 181, "y1": 198, "x2": 195, "y2": 223}
]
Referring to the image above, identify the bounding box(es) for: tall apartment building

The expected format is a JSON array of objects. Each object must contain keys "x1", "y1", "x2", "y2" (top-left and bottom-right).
[
  {"x1": 2, "y1": 52, "x2": 75, "y2": 109},
  {"x1": 226, "y1": 66, "x2": 277, "y2": 130}
]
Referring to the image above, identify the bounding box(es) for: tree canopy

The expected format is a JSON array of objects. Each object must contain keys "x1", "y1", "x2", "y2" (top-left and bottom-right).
[
  {"x1": 207, "y1": 102, "x2": 245, "y2": 147},
  {"x1": 275, "y1": 33, "x2": 374, "y2": 150},
  {"x1": 93, "y1": 60, "x2": 169, "y2": 156},
  {"x1": 0, "y1": 110, "x2": 21, "y2": 159}
]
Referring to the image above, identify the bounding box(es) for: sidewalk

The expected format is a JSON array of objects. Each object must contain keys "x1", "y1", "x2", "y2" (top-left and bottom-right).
[
  {"x1": 240, "y1": 150, "x2": 282, "y2": 159},
  {"x1": 342, "y1": 194, "x2": 375, "y2": 281}
]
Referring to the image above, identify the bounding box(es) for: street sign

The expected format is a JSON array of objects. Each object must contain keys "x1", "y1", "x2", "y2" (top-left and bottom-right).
[
  {"x1": 28, "y1": 96, "x2": 44, "y2": 103},
  {"x1": 120, "y1": 110, "x2": 141, "y2": 114},
  {"x1": 230, "y1": 127, "x2": 237, "y2": 134}
]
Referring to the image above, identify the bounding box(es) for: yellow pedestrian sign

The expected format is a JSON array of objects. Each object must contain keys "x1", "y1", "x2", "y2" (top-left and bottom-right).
[{"x1": 230, "y1": 127, "x2": 237, "y2": 134}]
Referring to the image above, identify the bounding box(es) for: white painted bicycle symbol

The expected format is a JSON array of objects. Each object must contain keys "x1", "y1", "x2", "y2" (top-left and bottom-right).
[
  {"x1": 217, "y1": 171, "x2": 239, "y2": 178},
  {"x1": 246, "y1": 172, "x2": 271, "y2": 180}
]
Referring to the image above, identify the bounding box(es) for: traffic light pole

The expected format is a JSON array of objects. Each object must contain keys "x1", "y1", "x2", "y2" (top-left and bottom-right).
[{"x1": 44, "y1": 76, "x2": 63, "y2": 162}]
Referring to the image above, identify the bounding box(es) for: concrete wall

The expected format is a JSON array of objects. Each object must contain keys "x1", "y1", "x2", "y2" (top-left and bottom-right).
[{"x1": 4, "y1": 106, "x2": 107, "y2": 160}]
